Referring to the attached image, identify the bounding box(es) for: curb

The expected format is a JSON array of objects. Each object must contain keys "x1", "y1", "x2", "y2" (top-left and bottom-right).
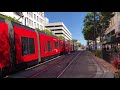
[{"x1": 91, "y1": 53, "x2": 117, "y2": 75}]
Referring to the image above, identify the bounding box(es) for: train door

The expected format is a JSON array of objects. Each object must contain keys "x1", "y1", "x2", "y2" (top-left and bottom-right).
[
  {"x1": 0, "y1": 19, "x2": 11, "y2": 74},
  {"x1": 5, "y1": 20, "x2": 16, "y2": 71}
]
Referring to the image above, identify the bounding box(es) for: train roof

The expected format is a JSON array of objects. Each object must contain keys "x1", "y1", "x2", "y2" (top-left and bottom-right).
[{"x1": 0, "y1": 17, "x2": 58, "y2": 39}]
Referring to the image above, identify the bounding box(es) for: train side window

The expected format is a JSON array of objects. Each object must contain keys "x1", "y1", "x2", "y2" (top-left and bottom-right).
[
  {"x1": 29, "y1": 38, "x2": 35, "y2": 54},
  {"x1": 57, "y1": 42, "x2": 59, "y2": 48},
  {"x1": 21, "y1": 37, "x2": 29, "y2": 56},
  {"x1": 47, "y1": 41, "x2": 51, "y2": 51},
  {"x1": 21, "y1": 37, "x2": 35, "y2": 56},
  {"x1": 57, "y1": 42, "x2": 59, "y2": 47},
  {"x1": 61, "y1": 42, "x2": 63, "y2": 46},
  {"x1": 55, "y1": 42, "x2": 58, "y2": 48},
  {"x1": 66, "y1": 43, "x2": 68, "y2": 47},
  {"x1": 45, "y1": 41, "x2": 47, "y2": 52}
]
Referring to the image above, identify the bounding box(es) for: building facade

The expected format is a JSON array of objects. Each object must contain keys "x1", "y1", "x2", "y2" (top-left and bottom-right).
[
  {"x1": 102, "y1": 12, "x2": 120, "y2": 50},
  {"x1": 0, "y1": 12, "x2": 49, "y2": 30},
  {"x1": 22, "y1": 12, "x2": 48, "y2": 30},
  {"x1": 45, "y1": 22, "x2": 72, "y2": 40}
]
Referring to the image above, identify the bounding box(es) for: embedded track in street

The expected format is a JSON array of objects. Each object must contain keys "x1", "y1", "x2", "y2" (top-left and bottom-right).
[
  {"x1": 56, "y1": 51, "x2": 82, "y2": 78},
  {"x1": 5, "y1": 51, "x2": 83, "y2": 78},
  {"x1": 30, "y1": 51, "x2": 83, "y2": 78}
]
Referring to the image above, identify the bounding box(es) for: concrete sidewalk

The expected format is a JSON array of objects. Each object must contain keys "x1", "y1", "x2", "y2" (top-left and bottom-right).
[{"x1": 90, "y1": 51, "x2": 116, "y2": 78}]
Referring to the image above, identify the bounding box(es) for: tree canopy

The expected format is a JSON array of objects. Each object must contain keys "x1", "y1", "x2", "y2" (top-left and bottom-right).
[
  {"x1": 0, "y1": 14, "x2": 21, "y2": 24},
  {"x1": 82, "y1": 12, "x2": 97, "y2": 40},
  {"x1": 35, "y1": 28, "x2": 54, "y2": 36},
  {"x1": 57, "y1": 35, "x2": 65, "y2": 40},
  {"x1": 82, "y1": 12, "x2": 114, "y2": 41}
]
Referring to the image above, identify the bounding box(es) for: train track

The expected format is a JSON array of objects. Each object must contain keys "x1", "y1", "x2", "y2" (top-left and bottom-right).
[
  {"x1": 56, "y1": 51, "x2": 82, "y2": 78},
  {"x1": 6, "y1": 51, "x2": 82, "y2": 78},
  {"x1": 6, "y1": 50, "x2": 108, "y2": 78},
  {"x1": 25, "y1": 55, "x2": 62, "y2": 71},
  {"x1": 4, "y1": 54, "x2": 65, "y2": 78},
  {"x1": 30, "y1": 51, "x2": 81, "y2": 78}
]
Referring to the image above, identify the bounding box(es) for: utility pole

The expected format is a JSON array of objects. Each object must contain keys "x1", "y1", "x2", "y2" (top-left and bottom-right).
[{"x1": 94, "y1": 12, "x2": 97, "y2": 50}]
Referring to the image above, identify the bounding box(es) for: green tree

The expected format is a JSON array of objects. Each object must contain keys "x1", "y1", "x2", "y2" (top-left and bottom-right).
[
  {"x1": 82, "y1": 12, "x2": 98, "y2": 40},
  {"x1": 57, "y1": 35, "x2": 65, "y2": 40},
  {"x1": 35, "y1": 28, "x2": 54, "y2": 36},
  {"x1": 0, "y1": 14, "x2": 21, "y2": 24},
  {"x1": 82, "y1": 12, "x2": 114, "y2": 49},
  {"x1": 43, "y1": 29, "x2": 54, "y2": 35},
  {"x1": 95, "y1": 12, "x2": 114, "y2": 44},
  {"x1": 35, "y1": 28, "x2": 41, "y2": 31},
  {"x1": 78, "y1": 42, "x2": 81, "y2": 47}
]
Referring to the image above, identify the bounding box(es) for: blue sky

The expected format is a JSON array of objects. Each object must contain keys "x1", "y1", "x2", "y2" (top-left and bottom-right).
[{"x1": 45, "y1": 12, "x2": 88, "y2": 45}]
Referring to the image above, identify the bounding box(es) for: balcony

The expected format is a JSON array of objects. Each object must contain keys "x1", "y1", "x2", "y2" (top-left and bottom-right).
[
  {"x1": 106, "y1": 36, "x2": 111, "y2": 43},
  {"x1": 111, "y1": 35, "x2": 116, "y2": 42},
  {"x1": 105, "y1": 35, "x2": 116, "y2": 44}
]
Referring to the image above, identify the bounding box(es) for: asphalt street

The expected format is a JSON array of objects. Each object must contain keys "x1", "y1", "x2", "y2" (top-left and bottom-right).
[{"x1": 6, "y1": 50, "x2": 114, "y2": 78}]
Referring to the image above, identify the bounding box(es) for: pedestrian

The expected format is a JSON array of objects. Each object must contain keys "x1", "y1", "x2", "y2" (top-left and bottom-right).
[
  {"x1": 107, "y1": 46, "x2": 109, "y2": 51},
  {"x1": 114, "y1": 47, "x2": 117, "y2": 53},
  {"x1": 104, "y1": 47, "x2": 106, "y2": 51}
]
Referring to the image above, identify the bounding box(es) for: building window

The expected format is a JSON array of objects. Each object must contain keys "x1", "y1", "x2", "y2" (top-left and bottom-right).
[
  {"x1": 39, "y1": 25, "x2": 41, "y2": 29},
  {"x1": 39, "y1": 12, "x2": 41, "y2": 16},
  {"x1": 28, "y1": 12, "x2": 31, "y2": 17},
  {"x1": 30, "y1": 12, "x2": 33, "y2": 18},
  {"x1": 39, "y1": 25, "x2": 42, "y2": 29},
  {"x1": 36, "y1": 12, "x2": 39, "y2": 14},
  {"x1": 37, "y1": 16, "x2": 38, "y2": 21},
  {"x1": 29, "y1": 19, "x2": 31, "y2": 26},
  {"x1": 38, "y1": 17, "x2": 40, "y2": 22},
  {"x1": 55, "y1": 42, "x2": 59, "y2": 48},
  {"x1": 41, "y1": 13, "x2": 44, "y2": 17},
  {"x1": 34, "y1": 22, "x2": 36, "y2": 27},
  {"x1": 21, "y1": 37, "x2": 35, "y2": 56},
  {"x1": 31, "y1": 21, "x2": 33, "y2": 27},
  {"x1": 47, "y1": 41, "x2": 51, "y2": 51},
  {"x1": 37, "y1": 23, "x2": 39, "y2": 28},
  {"x1": 27, "y1": 18, "x2": 28, "y2": 24},
  {"x1": 34, "y1": 14, "x2": 36, "y2": 20},
  {"x1": 34, "y1": 22, "x2": 35, "y2": 25},
  {"x1": 40, "y1": 18, "x2": 42, "y2": 23},
  {"x1": 27, "y1": 18, "x2": 30, "y2": 25},
  {"x1": 25, "y1": 17, "x2": 28, "y2": 25},
  {"x1": 29, "y1": 19, "x2": 33, "y2": 26}
]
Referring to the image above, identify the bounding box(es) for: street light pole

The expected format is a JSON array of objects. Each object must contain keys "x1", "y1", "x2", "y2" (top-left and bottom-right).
[{"x1": 94, "y1": 12, "x2": 97, "y2": 50}]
